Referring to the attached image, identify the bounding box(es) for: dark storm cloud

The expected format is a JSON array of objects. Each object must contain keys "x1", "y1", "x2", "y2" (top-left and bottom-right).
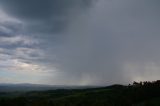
[
  {"x1": 0, "y1": 0, "x2": 93, "y2": 33},
  {"x1": 0, "y1": 0, "x2": 91, "y2": 19},
  {"x1": 0, "y1": 0, "x2": 95, "y2": 84},
  {"x1": 0, "y1": 0, "x2": 160, "y2": 85},
  {"x1": 0, "y1": 18, "x2": 22, "y2": 37},
  {"x1": 48, "y1": 0, "x2": 160, "y2": 85}
]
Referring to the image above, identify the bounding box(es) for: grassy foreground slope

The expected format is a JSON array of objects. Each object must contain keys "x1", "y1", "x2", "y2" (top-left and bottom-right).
[{"x1": 0, "y1": 81, "x2": 160, "y2": 106}]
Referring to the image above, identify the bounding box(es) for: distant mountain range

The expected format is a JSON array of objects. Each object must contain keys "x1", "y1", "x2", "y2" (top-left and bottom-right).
[{"x1": 0, "y1": 83, "x2": 100, "y2": 92}]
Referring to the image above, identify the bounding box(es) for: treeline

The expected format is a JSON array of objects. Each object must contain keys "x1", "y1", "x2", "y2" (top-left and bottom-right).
[
  {"x1": 116, "y1": 80, "x2": 160, "y2": 105},
  {"x1": 0, "y1": 80, "x2": 160, "y2": 106}
]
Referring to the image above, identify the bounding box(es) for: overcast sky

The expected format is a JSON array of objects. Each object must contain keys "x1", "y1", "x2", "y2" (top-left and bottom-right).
[{"x1": 0, "y1": 0, "x2": 160, "y2": 85}]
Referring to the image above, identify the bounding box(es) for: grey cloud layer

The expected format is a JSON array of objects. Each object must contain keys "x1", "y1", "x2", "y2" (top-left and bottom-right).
[
  {"x1": 51, "y1": 0, "x2": 160, "y2": 85},
  {"x1": 0, "y1": 0, "x2": 93, "y2": 34},
  {"x1": 0, "y1": 0, "x2": 160, "y2": 85}
]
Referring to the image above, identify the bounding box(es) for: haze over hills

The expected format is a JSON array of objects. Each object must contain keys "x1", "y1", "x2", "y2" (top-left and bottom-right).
[{"x1": 0, "y1": 83, "x2": 101, "y2": 92}]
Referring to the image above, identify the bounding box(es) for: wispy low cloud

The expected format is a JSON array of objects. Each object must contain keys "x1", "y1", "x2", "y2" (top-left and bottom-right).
[
  {"x1": 0, "y1": 8, "x2": 52, "y2": 84},
  {"x1": 0, "y1": 46, "x2": 51, "y2": 84},
  {"x1": 0, "y1": 9, "x2": 22, "y2": 36},
  {"x1": 0, "y1": 36, "x2": 39, "y2": 46},
  {"x1": 0, "y1": 9, "x2": 21, "y2": 23}
]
